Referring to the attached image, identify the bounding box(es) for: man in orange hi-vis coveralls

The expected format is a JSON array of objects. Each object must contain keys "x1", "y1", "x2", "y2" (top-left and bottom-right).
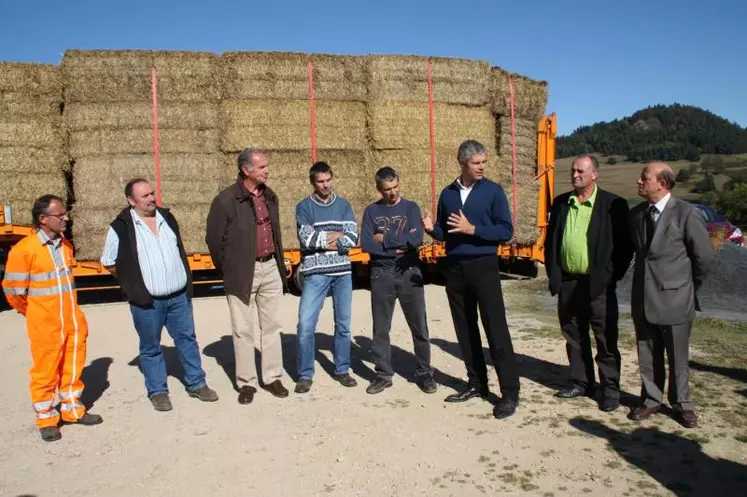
[{"x1": 2, "y1": 194, "x2": 103, "y2": 442}]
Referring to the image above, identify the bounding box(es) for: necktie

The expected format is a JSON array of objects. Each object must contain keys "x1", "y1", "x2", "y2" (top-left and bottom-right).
[{"x1": 645, "y1": 205, "x2": 656, "y2": 248}]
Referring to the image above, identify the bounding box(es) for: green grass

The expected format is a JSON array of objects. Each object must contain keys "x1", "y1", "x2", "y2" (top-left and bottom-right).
[{"x1": 691, "y1": 317, "x2": 747, "y2": 369}]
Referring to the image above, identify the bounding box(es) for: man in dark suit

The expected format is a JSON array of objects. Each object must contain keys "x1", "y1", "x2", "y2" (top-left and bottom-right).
[
  {"x1": 545, "y1": 155, "x2": 633, "y2": 412},
  {"x1": 628, "y1": 162, "x2": 715, "y2": 428}
]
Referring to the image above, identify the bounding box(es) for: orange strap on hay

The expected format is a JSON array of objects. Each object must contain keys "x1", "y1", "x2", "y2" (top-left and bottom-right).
[
  {"x1": 308, "y1": 59, "x2": 318, "y2": 164},
  {"x1": 508, "y1": 76, "x2": 518, "y2": 252},
  {"x1": 151, "y1": 66, "x2": 162, "y2": 206},
  {"x1": 426, "y1": 59, "x2": 437, "y2": 216}
]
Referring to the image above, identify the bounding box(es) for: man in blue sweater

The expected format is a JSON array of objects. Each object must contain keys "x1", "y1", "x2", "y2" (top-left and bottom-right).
[
  {"x1": 360, "y1": 167, "x2": 437, "y2": 395},
  {"x1": 422, "y1": 139, "x2": 520, "y2": 419},
  {"x1": 294, "y1": 161, "x2": 359, "y2": 394}
]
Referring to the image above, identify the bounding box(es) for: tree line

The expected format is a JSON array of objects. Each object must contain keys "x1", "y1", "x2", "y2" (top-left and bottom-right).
[{"x1": 558, "y1": 104, "x2": 747, "y2": 161}]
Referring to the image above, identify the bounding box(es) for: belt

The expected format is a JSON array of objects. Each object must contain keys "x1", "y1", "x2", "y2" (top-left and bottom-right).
[
  {"x1": 562, "y1": 271, "x2": 589, "y2": 281},
  {"x1": 256, "y1": 254, "x2": 275, "y2": 263}
]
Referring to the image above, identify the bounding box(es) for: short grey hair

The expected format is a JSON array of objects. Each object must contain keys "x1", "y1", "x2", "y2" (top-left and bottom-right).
[
  {"x1": 572, "y1": 154, "x2": 600, "y2": 171},
  {"x1": 457, "y1": 140, "x2": 487, "y2": 166},
  {"x1": 237, "y1": 147, "x2": 265, "y2": 175}
]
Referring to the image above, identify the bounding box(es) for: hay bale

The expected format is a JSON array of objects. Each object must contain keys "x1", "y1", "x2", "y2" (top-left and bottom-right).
[
  {"x1": 62, "y1": 50, "x2": 220, "y2": 103},
  {"x1": 0, "y1": 93, "x2": 61, "y2": 120},
  {"x1": 496, "y1": 116, "x2": 539, "y2": 244},
  {"x1": 0, "y1": 172, "x2": 67, "y2": 225},
  {"x1": 72, "y1": 153, "x2": 224, "y2": 208},
  {"x1": 368, "y1": 102, "x2": 496, "y2": 151},
  {"x1": 68, "y1": 128, "x2": 219, "y2": 157},
  {"x1": 64, "y1": 102, "x2": 219, "y2": 131},
  {"x1": 0, "y1": 121, "x2": 62, "y2": 149},
  {"x1": 0, "y1": 147, "x2": 69, "y2": 174},
  {"x1": 367, "y1": 55, "x2": 490, "y2": 106},
  {"x1": 0, "y1": 62, "x2": 61, "y2": 97},
  {"x1": 220, "y1": 100, "x2": 366, "y2": 152},
  {"x1": 491, "y1": 67, "x2": 548, "y2": 122},
  {"x1": 221, "y1": 52, "x2": 367, "y2": 101}
]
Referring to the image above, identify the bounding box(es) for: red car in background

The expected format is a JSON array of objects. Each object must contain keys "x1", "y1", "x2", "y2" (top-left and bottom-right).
[{"x1": 691, "y1": 203, "x2": 745, "y2": 247}]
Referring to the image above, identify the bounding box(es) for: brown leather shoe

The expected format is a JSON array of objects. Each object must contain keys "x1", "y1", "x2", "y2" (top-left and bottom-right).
[
  {"x1": 678, "y1": 410, "x2": 698, "y2": 428},
  {"x1": 627, "y1": 405, "x2": 660, "y2": 421},
  {"x1": 265, "y1": 380, "x2": 289, "y2": 398},
  {"x1": 237, "y1": 386, "x2": 257, "y2": 405}
]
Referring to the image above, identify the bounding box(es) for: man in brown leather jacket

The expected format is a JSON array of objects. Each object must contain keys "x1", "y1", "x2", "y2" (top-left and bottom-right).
[{"x1": 206, "y1": 147, "x2": 289, "y2": 405}]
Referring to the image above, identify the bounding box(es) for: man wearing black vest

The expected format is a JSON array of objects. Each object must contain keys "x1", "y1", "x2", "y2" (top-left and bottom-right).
[{"x1": 101, "y1": 178, "x2": 218, "y2": 412}]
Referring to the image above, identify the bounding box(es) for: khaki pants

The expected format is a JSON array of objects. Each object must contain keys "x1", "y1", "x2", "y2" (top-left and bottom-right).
[{"x1": 226, "y1": 260, "x2": 283, "y2": 388}]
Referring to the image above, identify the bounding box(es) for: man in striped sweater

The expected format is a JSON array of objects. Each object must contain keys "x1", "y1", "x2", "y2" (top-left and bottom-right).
[{"x1": 294, "y1": 162, "x2": 358, "y2": 394}]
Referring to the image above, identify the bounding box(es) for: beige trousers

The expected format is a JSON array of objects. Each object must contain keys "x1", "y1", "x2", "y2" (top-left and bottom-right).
[{"x1": 226, "y1": 260, "x2": 283, "y2": 388}]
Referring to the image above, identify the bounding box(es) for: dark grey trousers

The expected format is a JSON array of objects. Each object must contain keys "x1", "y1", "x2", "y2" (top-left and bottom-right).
[
  {"x1": 634, "y1": 317, "x2": 694, "y2": 411},
  {"x1": 557, "y1": 277, "x2": 621, "y2": 398},
  {"x1": 370, "y1": 264, "x2": 432, "y2": 380}
]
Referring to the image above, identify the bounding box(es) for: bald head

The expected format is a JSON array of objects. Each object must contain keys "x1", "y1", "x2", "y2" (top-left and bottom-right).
[{"x1": 637, "y1": 161, "x2": 675, "y2": 202}]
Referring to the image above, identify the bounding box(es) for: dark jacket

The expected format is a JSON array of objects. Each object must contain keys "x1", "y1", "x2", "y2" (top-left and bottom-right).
[
  {"x1": 110, "y1": 207, "x2": 193, "y2": 306},
  {"x1": 205, "y1": 180, "x2": 287, "y2": 298},
  {"x1": 545, "y1": 187, "x2": 633, "y2": 299}
]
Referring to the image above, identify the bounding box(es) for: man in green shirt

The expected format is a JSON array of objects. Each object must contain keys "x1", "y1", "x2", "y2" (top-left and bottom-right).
[{"x1": 545, "y1": 155, "x2": 633, "y2": 412}]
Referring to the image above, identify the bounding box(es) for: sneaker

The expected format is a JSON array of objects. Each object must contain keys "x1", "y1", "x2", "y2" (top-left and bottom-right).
[
  {"x1": 75, "y1": 412, "x2": 103, "y2": 426},
  {"x1": 189, "y1": 385, "x2": 219, "y2": 402},
  {"x1": 150, "y1": 393, "x2": 173, "y2": 412},
  {"x1": 366, "y1": 377, "x2": 393, "y2": 395},
  {"x1": 333, "y1": 373, "x2": 358, "y2": 388},
  {"x1": 294, "y1": 378, "x2": 313, "y2": 394},
  {"x1": 40, "y1": 426, "x2": 62, "y2": 442},
  {"x1": 416, "y1": 375, "x2": 438, "y2": 394}
]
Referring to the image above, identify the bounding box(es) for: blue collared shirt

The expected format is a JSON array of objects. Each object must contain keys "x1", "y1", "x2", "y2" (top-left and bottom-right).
[{"x1": 100, "y1": 209, "x2": 187, "y2": 297}]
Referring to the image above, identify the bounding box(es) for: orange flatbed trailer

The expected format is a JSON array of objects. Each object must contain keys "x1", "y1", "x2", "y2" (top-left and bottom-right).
[{"x1": 1, "y1": 114, "x2": 556, "y2": 292}]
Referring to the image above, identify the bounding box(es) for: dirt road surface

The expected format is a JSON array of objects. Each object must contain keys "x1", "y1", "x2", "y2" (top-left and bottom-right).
[{"x1": 1, "y1": 280, "x2": 745, "y2": 496}]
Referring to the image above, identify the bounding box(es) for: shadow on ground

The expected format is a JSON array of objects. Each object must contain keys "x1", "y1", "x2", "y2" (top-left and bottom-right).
[{"x1": 570, "y1": 417, "x2": 747, "y2": 495}]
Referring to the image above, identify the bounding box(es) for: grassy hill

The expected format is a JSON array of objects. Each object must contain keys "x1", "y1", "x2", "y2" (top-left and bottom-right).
[{"x1": 555, "y1": 153, "x2": 747, "y2": 213}]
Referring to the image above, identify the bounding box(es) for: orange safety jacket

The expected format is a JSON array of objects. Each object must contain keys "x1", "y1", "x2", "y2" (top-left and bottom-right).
[{"x1": 2, "y1": 231, "x2": 88, "y2": 426}]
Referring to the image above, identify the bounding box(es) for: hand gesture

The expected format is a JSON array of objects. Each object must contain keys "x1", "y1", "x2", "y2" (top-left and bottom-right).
[
  {"x1": 421, "y1": 212, "x2": 435, "y2": 233},
  {"x1": 373, "y1": 233, "x2": 384, "y2": 243},
  {"x1": 447, "y1": 210, "x2": 475, "y2": 235}
]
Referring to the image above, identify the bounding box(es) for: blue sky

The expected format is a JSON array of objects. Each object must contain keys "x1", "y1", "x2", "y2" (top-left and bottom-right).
[{"x1": 1, "y1": 0, "x2": 744, "y2": 135}]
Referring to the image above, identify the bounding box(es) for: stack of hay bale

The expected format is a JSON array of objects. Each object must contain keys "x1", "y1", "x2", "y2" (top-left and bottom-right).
[
  {"x1": 492, "y1": 68, "x2": 549, "y2": 244},
  {"x1": 366, "y1": 56, "x2": 495, "y2": 225},
  {"x1": 62, "y1": 50, "x2": 222, "y2": 259},
  {"x1": 220, "y1": 52, "x2": 372, "y2": 248},
  {"x1": 0, "y1": 63, "x2": 67, "y2": 225}
]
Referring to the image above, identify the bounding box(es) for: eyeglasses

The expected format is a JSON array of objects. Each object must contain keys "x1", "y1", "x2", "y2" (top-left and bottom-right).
[{"x1": 45, "y1": 212, "x2": 69, "y2": 220}]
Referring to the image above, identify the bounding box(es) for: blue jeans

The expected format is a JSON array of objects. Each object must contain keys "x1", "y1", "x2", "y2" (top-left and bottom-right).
[
  {"x1": 130, "y1": 291, "x2": 207, "y2": 397},
  {"x1": 296, "y1": 274, "x2": 352, "y2": 380}
]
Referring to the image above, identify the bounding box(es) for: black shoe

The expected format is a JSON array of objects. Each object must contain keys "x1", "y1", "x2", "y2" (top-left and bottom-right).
[
  {"x1": 444, "y1": 386, "x2": 489, "y2": 403},
  {"x1": 150, "y1": 393, "x2": 173, "y2": 412},
  {"x1": 333, "y1": 373, "x2": 358, "y2": 388},
  {"x1": 75, "y1": 413, "x2": 103, "y2": 426},
  {"x1": 493, "y1": 397, "x2": 519, "y2": 419},
  {"x1": 416, "y1": 375, "x2": 438, "y2": 394},
  {"x1": 265, "y1": 380, "x2": 289, "y2": 398},
  {"x1": 554, "y1": 385, "x2": 594, "y2": 399},
  {"x1": 294, "y1": 379, "x2": 313, "y2": 394},
  {"x1": 189, "y1": 385, "x2": 219, "y2": 402},
  {"x1": 237, "y1": 386, "x2": 256, "y2": 405},
  {"x1": 40, "y1": 426, "x2": 62, "y2": 442},
  {"x1": 366, "y1": 377, "x2": 393, "y2": 395},
  {"x1": 599, "y1": 397, "x2": 620, "y2": 412}
]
